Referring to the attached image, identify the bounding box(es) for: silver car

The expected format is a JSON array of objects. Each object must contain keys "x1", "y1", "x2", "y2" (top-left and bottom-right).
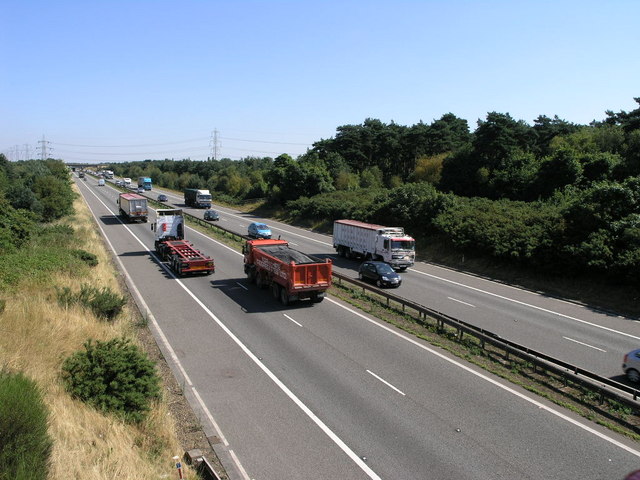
[{"x1": 622, "y1": 348, "x2": 640, "y2": 382}]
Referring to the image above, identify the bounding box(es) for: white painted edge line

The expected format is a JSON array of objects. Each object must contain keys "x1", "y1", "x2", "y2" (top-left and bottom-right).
[
  {"x1": 325, "y1": 297, "x2": 640, "y2": 459},
  {"x1": 283, "y1": 314, "x2": 303, "y2": 327},
  {"x1": 447, "y1": 296, "x2": 476, "y2": 308},
  {"x1": 410, "y1": 269, "x2": 640, "y2": 341},
  {"x1": 562, "y1": 337, "x2": 607, "y2": 353},
  {"x1": 366, "y1": 370, "x2": 406, "y2": 396},
  {"x1": 79, "y1": 184, "x2": 382, "y2": 480}
]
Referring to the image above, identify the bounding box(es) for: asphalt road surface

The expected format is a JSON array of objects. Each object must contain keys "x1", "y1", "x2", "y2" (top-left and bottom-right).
[{"x1": 77, "y1": 175, "x2": 640, "y2": 479}]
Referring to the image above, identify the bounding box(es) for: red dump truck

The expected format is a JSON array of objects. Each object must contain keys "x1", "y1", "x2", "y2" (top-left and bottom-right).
[
  {"x1": 152, "y1": 209, "x2": 214, "y2": 276},
  {"x1": 243, "y1": 238, "x2": 332, "y2": 305},
  {"x1": 117, "y1": 193, "x2": 148, "y2": 223}
]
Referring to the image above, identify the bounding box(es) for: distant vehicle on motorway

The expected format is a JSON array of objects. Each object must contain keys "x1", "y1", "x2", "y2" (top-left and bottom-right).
[
  {"x1": 98, "y1": 179, "x2": 105, "y2": 186},
  {"x1": 358, "y1": 261, "x2": 402, "y2": 288},
  {"x1": 248, "y1": 222, "x2": 271, "y2": 239},
  {"x1": 623, "y1": 348, "x2": 640, "y2": 382},
  {"x1": 135, "y1": 187, "x2": 145, "y2": 194},
  {"x1": 157, "y1": 194, "x2": 168, "y2": 202},
  {"x1": 204, "y1": 209, "x2": 219, "y2": 221}
]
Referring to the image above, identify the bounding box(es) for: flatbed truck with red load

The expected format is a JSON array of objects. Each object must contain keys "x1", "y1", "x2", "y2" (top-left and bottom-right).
[
  {"x1": 243, "y1": 238, "x2": 332, "y2": 305},
  {"x1": 151, "y1": 209, "x2": 214, "y2": 276}
]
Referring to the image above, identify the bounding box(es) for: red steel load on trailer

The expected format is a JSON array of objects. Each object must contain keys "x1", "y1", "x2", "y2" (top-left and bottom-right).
[
  {"x1": 152, "y1": 209, "x2": 215, "y2": 277},
  {"x1": 243, "y1": 238, "x2": 332, "y2": 305}
]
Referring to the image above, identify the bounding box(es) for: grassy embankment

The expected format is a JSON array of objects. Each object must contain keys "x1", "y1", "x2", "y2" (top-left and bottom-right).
[{"x1": 0, "y1": 187, "x2": 198, "y2": 479}]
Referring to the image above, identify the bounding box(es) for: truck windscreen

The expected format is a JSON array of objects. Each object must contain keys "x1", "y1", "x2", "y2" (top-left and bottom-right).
[{"x1": 391, "y1": 240, "x2": 415, "y2": 250}]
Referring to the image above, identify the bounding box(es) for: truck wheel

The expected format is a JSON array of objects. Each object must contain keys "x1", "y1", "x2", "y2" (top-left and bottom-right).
[
  {"x1": 256, "y1": 273, "x2": 265, "y2": 289},
  {"x1": 280, "y1": 287, "x2": 290, "y2": 306},
  {"x1": 312, "y1": 293, "x2": 324, "y2": 303},
  {"x1": 247, "y1": 267, "x2": 256, "y2": 284},
  {"x1": 272, "y1": 283, "x2": 280, "y2": 299}
]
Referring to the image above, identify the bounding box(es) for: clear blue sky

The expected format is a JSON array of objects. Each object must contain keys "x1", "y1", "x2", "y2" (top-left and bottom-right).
[{"x1": 2, "y1": 0, "x2": 639, "y2": 164}]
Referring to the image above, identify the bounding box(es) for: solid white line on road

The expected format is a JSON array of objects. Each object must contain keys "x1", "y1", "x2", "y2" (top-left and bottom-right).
[
  {"x1": 410, "y1": 269, "x2": 640, "y2": 341},
  {"x1": 366, "y1": 370, "x2": 406, "y2": 396},
  {"x1": 283, "y1": 314, "x2": 303, "y2": 327},
  {"x1": 447, "y1": 296, "x2": 476, "y2": 308},
  {"x1": 79, "y1": 183, "x2": 382, "y2": 480},
  {"x1": 562, "y1": 337, "x2": 607, "y2": 352},
  {"x1": 236, "y1": 282, "x2": 248, "y2": 290}
]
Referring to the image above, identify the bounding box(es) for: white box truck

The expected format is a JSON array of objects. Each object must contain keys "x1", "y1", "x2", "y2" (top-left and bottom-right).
[{"x1": 333, "y1": 219, "x2": 415, "y2": 270}]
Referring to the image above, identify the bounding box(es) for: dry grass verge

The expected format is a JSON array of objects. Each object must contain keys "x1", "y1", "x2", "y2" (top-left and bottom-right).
[{"x1": 0, "y1": 188, "x2": 205, "y2": 479}]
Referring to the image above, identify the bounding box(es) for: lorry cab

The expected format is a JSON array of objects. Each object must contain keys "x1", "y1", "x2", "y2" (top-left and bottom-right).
[{"x1": 152, "y1": 209, "x2": 185, "y2": 243}]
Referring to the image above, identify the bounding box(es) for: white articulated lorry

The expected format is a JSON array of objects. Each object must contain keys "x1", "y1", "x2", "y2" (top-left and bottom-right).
[{"x1": 333, "y1": 219, "x2": 416, "y2": 270}]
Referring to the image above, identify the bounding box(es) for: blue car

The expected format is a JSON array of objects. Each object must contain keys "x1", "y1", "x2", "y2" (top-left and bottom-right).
[{"x1": 248, "y1": 222, "x2": 271, "y2": 239}]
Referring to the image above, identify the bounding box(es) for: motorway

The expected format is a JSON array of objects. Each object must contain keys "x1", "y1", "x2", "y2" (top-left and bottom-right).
[
  {"x1": 145, "y1": 181, "x2": 640, "y2": 380},
  {"x1": 77, "y1": 175, "x2": 640, "y2": 479}
]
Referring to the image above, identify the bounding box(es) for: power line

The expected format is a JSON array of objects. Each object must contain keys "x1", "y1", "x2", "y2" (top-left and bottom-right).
[{"x1": 53, "y1": 137, "x2": 209, "y2": 148}]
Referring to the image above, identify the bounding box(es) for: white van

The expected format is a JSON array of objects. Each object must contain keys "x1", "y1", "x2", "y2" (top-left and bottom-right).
[
  {"x1": 98, "y1": 179, "x2": 105, "y2": 186},
  {"x1": 123, "y1": 178, "x2": 132, "y2": 187}
]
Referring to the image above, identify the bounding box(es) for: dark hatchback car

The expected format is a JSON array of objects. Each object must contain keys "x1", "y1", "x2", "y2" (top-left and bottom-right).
[
  {"x1": 157, "y1": 194, "x2": 168, "y2": 202},
  {"x1": 204, "y1": 209, "x2": 220, "y2": 221},
  {"x1": 358, "y1": 261, "x2": 402, "y2": 288}
]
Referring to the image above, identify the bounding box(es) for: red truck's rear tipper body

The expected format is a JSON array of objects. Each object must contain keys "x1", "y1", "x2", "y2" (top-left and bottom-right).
[{"x1": 243, "y1": 238, "x2": 332, "y2": 305}]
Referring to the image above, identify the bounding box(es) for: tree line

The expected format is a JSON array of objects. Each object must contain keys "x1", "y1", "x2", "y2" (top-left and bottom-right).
[{"x1": 111, "y1": 98, "x2": 640, "y2": 285}]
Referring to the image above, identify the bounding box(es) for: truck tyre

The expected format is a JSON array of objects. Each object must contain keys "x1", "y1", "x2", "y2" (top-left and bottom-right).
[
  {"x1": 312, "y1": 293, "x2": 324, "y2": 303},
  {"x1": 272, "y1": 283, "x2": 280, "y2": 299},
  {"x1": 280, "y1": 287, "x2": 290, "y2": 306},
  {"x1": 246, "y1": 267, "x2": 256, "y2": 284},
  {"x1": 256, "y1": 273, "x2": 265, "y2": 289}
]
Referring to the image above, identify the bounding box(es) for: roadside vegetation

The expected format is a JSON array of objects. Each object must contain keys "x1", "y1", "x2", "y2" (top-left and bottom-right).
[
  {"x1": 114, "y1": 98, "x2": 640, "y2": 297},
  {"x1": 0, "y1": 157, "x2": 198, "y2": 479}
]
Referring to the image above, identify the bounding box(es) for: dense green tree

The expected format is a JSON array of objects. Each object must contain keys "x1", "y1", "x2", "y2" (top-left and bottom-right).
[
  {"x1": 473, "y1": 112, "x2": 535, "y2": 168},
  {"x1": 532, "y1": 115, "x2": 579, "y2": 157},
  {"x1": 533, "y1": 149, "x2": 583, "y2": 198}
]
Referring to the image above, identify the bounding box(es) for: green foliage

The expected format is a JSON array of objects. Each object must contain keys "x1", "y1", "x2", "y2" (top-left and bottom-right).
[
  {"x1": 0, "y1": 370, "x2": 52, "y2": 480},
  {"x1": 61, "y1": 338, "x2": 160, "y2": 423},
  {"x1": 57, "y1": 284, "x2": 126, "y2": 321},
  {"x1": 433, "y1": 197, "x2": 564, "y2": 266},
  {"x1": 286, "y1": 189, "x2": 382, "y2": 222},
  {"x1": 0, "y1": 199, "x2": 38, "y2": 254},
  {"x1": 71, "y1": 249, "x2": 99, "y2": 267},
  {"x1": 373, "y1": 182, "x2": 453, "y2": 234}
]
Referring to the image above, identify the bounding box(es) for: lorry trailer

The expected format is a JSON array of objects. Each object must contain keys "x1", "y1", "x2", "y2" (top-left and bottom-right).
[
  {"x1": 333, "y1": 219, "x2": 415, "y2": 270},
  {"x1": 184, "y1": 188, "x2": 212, "y2": 208},
  {"x1": 117, "y1": 193, "x2": 148, "y2": 223},
  {"x1": 152, "y1": 209, "x2": 214, "y2": 276},
  {"x1": 243, "y1": 238, "x2": 332, "y2": 305}
]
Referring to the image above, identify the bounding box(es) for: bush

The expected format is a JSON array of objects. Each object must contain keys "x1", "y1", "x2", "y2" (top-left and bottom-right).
[
  {"x1": 0, "y1": 370, "x2": 52, "y2": 479},
  {"x1": 57, "y1": 284, "x2": 126, "y2": 321},
  {"x1": 71, "y1": 249, "x2": 99, "y2": 267},
  {"x1": 61, "y1": 338, "x2": 160, "y2": 423}
]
